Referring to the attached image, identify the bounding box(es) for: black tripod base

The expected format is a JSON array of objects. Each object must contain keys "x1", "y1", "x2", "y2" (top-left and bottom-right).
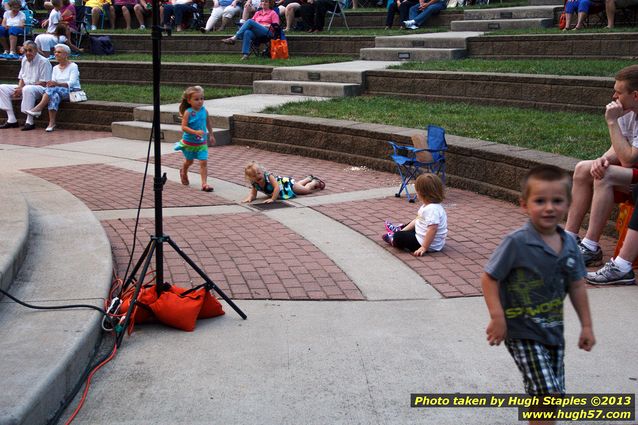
[{"x1": 117, "y1": 234, "x2": 247, "y2": 345}]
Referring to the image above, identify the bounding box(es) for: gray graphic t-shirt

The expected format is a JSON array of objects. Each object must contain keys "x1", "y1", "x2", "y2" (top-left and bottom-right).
[{"x1": 484, "y1": 221, "x2": 586, "y2": 346}]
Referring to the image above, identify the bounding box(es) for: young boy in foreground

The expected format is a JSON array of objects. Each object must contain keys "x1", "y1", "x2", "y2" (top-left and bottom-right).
[{"x1": 481, "y1": 165, "x2": 596, "y2": 425}]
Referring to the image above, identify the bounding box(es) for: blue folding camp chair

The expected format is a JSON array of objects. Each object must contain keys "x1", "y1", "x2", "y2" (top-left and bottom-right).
[{"x1": 388, "y1": 124, "x2": 447, "y2": 203}]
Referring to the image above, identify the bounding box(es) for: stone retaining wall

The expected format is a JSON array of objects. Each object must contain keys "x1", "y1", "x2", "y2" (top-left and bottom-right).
[
  {"x1": 365, "y1": 70, "x2": 613, "y2": 114},
  {"x1": 467, "y1": 32, "x2": 638, "y2": 59},
  {"x1": 9, "y1": 100, "x2": 140, "y2": 131},
  {"x1": 109, "y1": 34, "x2": 375, "y2": 56},
  {"x1": 231, "y1": 112, "x2": 579, "y2": 203}
]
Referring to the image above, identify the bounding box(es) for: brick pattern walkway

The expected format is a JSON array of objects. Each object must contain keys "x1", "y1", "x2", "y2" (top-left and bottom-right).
[
  {"x1": 25, "y1": 163, "x2": 231, "y2": 210},
  {"x1": 314, "y1": 188, "x2": 618, "y2": 298},
  {"x1": 0, "y1": 127, "x2": 111, "y2": 147},
  {"x1": 102, "y1": 213, "x2": 363, "y2": 301},
  {"x1": 157, "y1": 145, "x2": 401, "y2": 195}
]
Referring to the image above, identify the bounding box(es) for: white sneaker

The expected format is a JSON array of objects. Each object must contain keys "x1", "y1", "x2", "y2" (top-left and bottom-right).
[
  {"x1": 90, "y1": 24, "x2": 97, "y2": 31},
  {"x1": 139, "y1": 24, "x2": 146, "y2": 30}
]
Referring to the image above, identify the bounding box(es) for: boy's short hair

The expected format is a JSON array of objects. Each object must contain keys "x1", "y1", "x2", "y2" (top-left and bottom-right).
[
  {"x1": 521, "y1": 165, "x2": 572, "y2": 203},
  {"x1": 616, "y1": 65, "x2": 638, "y2": 93},
  {"x1": 415, "y1": 173, "x2": 445, "y2": 204}
]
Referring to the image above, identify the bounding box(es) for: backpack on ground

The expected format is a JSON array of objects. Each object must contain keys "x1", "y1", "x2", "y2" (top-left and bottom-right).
[{"x1": 89, "y1": 35, "x2": 115, "y2": 55}]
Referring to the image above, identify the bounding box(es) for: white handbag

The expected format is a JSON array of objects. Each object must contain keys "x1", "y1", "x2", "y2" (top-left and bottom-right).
[{"x1": 69, "y1": 90, "x2": 88, "y2": 103}]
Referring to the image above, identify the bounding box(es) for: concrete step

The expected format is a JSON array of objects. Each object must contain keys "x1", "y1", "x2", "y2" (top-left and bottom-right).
[
  {"x1": 463, "y1": 5, "x2": 559, "y2": 20},
  {"x1": 272, "y1": 68, "x2": 364, "y2": 84},
  {"x1": 0, "y1": 174, "x2": 112, "y2": 425},
  {"x1": 111, "y1": 121, "x2": 231, "y2": 145},
  {"x1": 450, "y1": 18, "x2": 554, "y2": 31},
  {"x1": 132, "y1": 108, "x2": 232, "y2": 130},
  {"x1": 271, "y1": 60, "x2": 401, "y2": 84},
  {"x1": 374, "y1": 32, "x2": 482, "y2": 49},
  {"x1": 360, "y1": 47, "x2": 467, "y2": 61},
  {"x1": 252, "y1": 80, "x2": 362, "y2": 97},
  {"x1": 0, "y1": 191, "x2": 28, "y2": 299}
]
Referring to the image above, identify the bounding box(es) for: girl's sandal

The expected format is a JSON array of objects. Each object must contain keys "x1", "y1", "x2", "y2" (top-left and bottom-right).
[
  {"x1": 201, "y1": 184, "x2": 214, "y2": 192},
  {"x1": 180, "y1": 168, "x2": 189, "y2": 186},
  {"x1": 313, "y1": 177, "x2": 326, "y2": 190}
]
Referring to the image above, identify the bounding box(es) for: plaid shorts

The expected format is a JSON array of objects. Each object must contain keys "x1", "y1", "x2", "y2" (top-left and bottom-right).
[{"x1": 505, "y1": 338, "x2": 565, "y2": 395}]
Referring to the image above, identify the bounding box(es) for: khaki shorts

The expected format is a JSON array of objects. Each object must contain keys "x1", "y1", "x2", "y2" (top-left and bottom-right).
[{"x1": 615, "y1": 0, "x2": 638, "y2": 9}]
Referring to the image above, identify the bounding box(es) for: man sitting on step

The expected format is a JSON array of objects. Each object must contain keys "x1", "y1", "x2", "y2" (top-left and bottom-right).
[
  {"x1": 0, "y1": 41, "x2": 52, "y2": 131},
  {"x1": 564, "y1": 65, "x2": 638, "y2": 278}
]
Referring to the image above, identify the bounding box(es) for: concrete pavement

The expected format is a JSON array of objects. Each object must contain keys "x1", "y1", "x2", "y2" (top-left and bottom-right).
[{"x1": 1, "y1": 129, "x2": 636, "y2": 425}]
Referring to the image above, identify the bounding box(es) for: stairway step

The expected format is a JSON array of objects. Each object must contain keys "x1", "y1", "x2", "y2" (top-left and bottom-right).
[
  {"x1": 272, "y1": 68, "x2": 364, "y2": 84},
  {"x1": 0, "y1": 191, "x2": 28, "y2": 299},
  {"x1": 450, "y1": 18, "x2": 554, "y2": 31},
  {"x1": 132, "y1": 107, "x2": 231, "y2": 129},
  {"x1": 374, "y1": 33, "x2": 481, "y2": 49},
  {"x1": 253, "y1": 81, "x2": 362, "y2": 97},
  {"x1": 111, "y1": 121, "x2": 231, "y2": 145},
  {"x1": 0, "y1": 177, "x2": 112, "y2": 425},
  {"x1": 360, "y1": 47, "x2": 467, "y2": 61},
  {"x1": 464, "y1": 5, "x2": 559, "y2": 20}
]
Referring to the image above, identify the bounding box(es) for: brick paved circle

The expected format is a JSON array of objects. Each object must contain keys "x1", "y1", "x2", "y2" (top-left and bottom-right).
[{"x1": 103, "y1": 213, "x2": 364, "y2": 301}]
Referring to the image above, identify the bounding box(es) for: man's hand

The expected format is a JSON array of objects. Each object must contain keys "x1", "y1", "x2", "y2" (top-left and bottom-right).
[
  {"x1": 605, "y1": 99, "x2": 627, "y2": 125},
  {"x1": 590, "y1": 156, "x2": 610, "y2": 180},
  {"x1": 12, "y1": 87, "x2": 23, "y2": 99}
]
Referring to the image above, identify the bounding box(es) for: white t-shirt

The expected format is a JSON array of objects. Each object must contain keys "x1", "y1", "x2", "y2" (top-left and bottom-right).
[
  {"x1": 414, "y1": 203, "x2": 448, "y2": 251},
  {"x1": 619, "y1": 110, "x2": 638, "y2": 148},
  {"x1": 3, "y1": 10, "x2": 25, "y2": 26},
  {"x1": 46, "y1": 9, "x2": 60, "y2": 33}
]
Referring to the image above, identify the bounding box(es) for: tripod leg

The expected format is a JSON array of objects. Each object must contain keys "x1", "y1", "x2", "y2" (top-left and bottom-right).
[
  {"x1": 116, "y1": 240, "x2": 158, "y2": 347},
  {"x1": 166, "y1": 237, "x2": 247, "y2": 320},
  {"x1": 121, "y1": 239, "x2": 154, "y2": 293}
]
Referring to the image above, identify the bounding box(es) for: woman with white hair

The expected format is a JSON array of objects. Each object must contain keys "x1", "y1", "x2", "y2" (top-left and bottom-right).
[{"x1": 26, "y1": 43, "x2": 80, "y2": 132}]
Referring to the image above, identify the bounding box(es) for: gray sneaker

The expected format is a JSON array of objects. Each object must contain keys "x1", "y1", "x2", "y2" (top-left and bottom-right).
[
  {"x1": 586, "y1": 261, "x2": 636, "y2": 285},
  {"x1": 578, "y1": 243, "x2": 603, "y2": 267}
]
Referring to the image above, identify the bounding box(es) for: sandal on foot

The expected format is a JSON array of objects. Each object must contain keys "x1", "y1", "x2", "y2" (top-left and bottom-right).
[
  {"x1": 180, "y1": 168, "x2": 189, "y2": 185},
  {"x1": 312, "y1": 177, "x2": 325, "y2": 190},
  {"x1": 201, "y1": 184, "x2": 214, "y2": 192}
]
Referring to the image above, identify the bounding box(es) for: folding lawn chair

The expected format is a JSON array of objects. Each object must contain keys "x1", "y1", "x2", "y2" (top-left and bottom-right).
[
  {"x1": 249, "y1": 22, "x2": 283, "y2": 58},
  {"x1": 326, "y1": 0, "x2": 349, "y2": 30},
  {"x1": 388, "y1": 124, "x2": 447, "y2": 203}
]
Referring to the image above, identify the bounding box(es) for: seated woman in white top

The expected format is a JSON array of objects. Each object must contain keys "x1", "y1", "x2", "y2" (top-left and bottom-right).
[
  {"x1": 0, "y1": 0, "x2": 25, "y2": 58},
  {"x1": 26, "y1": 44, "x2": 80, "y2": 132}
]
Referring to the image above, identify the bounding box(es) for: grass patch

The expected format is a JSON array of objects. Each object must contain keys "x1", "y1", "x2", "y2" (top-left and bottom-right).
[
  {"x1": 82, "y1": 83, "x2": 250, "y2": 104},
  {"x1": 75, "y1": 53, "x2": 356, "y2": 66},
  {"x1": 262, "y1": 96, "x2": 608, "y2": 159},
  {"x1": 388, "y1": 58, "x2": 632, "y2": 77}
]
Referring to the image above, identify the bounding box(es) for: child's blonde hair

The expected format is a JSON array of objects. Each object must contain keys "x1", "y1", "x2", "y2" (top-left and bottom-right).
[
  {"x1": 244, "y1": 161, "x2": 263, "y2": 182},
  {"x1": 179, "y1": 85, "x2": 204, "y2": 116},
  {"x1": 415, "y1": 173, "x2": 444, "y2": 204}
]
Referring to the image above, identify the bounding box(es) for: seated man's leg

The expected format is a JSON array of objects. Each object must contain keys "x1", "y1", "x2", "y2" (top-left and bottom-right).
[
  {"x1": 586, "y1": 185, "x2": 638, "y2": 285},
  {"x1": 565, "y1": 159, "x2": 596, "y2": 236},
  {"x1": 0, "y1": 84, "x2": 18, "y2": 125},
  {"x1": 580, "y1": 165, "x2": 636, "y2": 264},
  {"x1": 21, "y1": 85, "x2": 45, "y2": 126}
]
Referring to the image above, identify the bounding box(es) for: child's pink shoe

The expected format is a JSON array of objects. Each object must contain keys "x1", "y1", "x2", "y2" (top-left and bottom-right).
[
  {"x1": 384, "y1": 220, "x2": 403, "y2": 234},
  {"x1": 382, "y1": 232, "x2": 394, "y2": 246}
]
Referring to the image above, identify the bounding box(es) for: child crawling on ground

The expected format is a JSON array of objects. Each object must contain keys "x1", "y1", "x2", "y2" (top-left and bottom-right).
[{"x1": 242, "y1": 162, "x2": 325, "y2": 204}]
